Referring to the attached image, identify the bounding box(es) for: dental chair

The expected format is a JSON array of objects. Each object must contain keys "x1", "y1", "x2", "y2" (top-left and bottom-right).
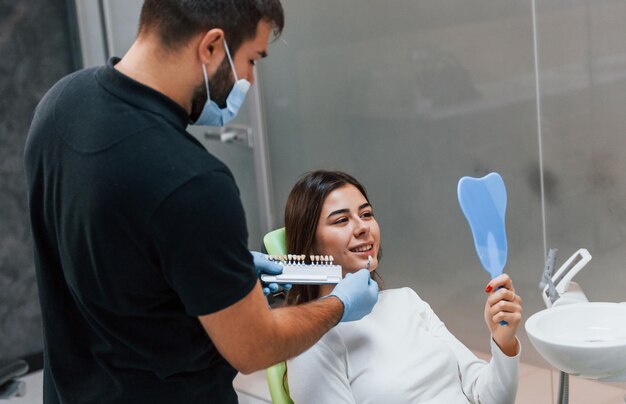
[
  {"x1": 0, "y1": 359, "x2": 28, "y2": 400},
  {"x1": 263, "y1": 228, "x2": 294, "y2": 404}
]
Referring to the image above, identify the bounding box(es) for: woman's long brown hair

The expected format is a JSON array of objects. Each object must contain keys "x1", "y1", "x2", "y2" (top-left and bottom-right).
[
  {"x1": 283, "y1": 170, "x2": 383, "y2": 307},
  {"x1": 280, "y1": 171, "x2": 383, "y2": 395}
]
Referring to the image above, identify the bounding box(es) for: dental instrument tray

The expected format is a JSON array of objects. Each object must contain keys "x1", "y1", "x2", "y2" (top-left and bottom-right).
[{"x1": 260, "y1": 255, "x2": 342, "y2": 284}]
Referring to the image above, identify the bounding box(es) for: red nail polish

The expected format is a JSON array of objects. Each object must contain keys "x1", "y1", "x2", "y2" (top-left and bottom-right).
[{"x1": 485, "y1": 284, "x2": 493, "y2": 293}]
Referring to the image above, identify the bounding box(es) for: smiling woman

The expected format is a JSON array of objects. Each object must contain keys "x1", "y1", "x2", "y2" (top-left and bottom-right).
[
  {"x1": 316, "y1": 186, "x2": 379, "y2": 272},
  {"x1": 283, "y1": 171, "x2": 384, "y2": 306},
  {"x1": 282, "y1": 170, "x2": 523, "y2": 404}
]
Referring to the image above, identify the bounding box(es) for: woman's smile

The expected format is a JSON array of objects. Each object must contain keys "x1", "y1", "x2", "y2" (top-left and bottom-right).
[{"x1": 349, "y1": 243, "x2": 374, "y2": 253}]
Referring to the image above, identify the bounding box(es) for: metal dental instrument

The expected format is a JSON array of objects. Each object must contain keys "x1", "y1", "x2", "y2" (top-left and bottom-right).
[
  {"x1": 366, "y1": 256, "x2": 372, "y2": 271},
  {"x1": 541, "y1": 248, "x2": 560, "y2": 305},
  {"x1": 539, "y1": 248, "x2": 558, "y2": 290}
]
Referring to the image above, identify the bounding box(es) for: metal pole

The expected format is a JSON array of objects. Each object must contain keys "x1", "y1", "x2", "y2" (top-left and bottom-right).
[
  {"x1": 557, "y1": 371, "x2": 569, "y2": 404},
  {"x1": 247, "y1": 67, "x2": 276, "y2": 235}
]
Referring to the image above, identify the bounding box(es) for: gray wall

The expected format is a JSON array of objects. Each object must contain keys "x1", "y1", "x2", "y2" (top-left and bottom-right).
[
  {"x1": 259, "y1": 0, "x2": 626, "y2": 369},
  {"x1": 538, "y1": 0, "x2": 626, "y2": 304},
  {"x1": 0, "y1": 0, "x2": 75, "y2": 360}
]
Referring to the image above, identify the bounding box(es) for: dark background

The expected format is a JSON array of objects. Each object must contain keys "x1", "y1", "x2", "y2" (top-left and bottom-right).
[{"x1": 0, "y1": 0, "x2": 79, "y2": 366}]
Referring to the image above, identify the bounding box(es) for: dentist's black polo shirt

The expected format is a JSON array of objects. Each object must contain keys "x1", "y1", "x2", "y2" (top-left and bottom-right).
[{"x1": 24, "y1": 58, "x2": 257, "y2": 403}]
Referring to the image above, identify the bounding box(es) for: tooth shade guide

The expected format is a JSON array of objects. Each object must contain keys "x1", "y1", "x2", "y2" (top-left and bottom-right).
[
  {"x1": 267, "y1": 254, "x2": 325, "y2": 264},
  {"x1": 260, "y1": 257, "x2": 343, "y2": 284}
]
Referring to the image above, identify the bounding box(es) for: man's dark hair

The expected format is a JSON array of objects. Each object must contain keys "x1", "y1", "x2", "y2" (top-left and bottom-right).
[{"x1": 138, "y1": 0, "x2": 284, "y2": 54}]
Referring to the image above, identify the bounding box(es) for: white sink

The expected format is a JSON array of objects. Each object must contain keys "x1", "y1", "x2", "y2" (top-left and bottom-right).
[{"x1": 525, "y1": 302, "x2": 626, "y2": 380}]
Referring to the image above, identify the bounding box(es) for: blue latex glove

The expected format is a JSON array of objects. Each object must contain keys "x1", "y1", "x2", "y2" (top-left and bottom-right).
[
  {"x1": 327, "y1": 269, "x2": 379, "y2": 322},
  {"x1": 251, "y1": 251, "x2": 292, "y2": 296}
]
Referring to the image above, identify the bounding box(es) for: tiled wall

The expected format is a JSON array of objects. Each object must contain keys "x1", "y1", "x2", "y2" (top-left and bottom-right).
[{"x1": 0, "y1": 0, "x2": 74, "y2": 360}]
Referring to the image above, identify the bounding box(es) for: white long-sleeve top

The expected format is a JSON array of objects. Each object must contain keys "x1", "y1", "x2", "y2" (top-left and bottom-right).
[{"x1": 288, "y1": 288, "x2": 520, "y2": 404}]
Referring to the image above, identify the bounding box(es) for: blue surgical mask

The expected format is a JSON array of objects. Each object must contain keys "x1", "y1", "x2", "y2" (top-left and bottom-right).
[{"x1": 192, "y1": 40, "x2": 251, "y2": 127}]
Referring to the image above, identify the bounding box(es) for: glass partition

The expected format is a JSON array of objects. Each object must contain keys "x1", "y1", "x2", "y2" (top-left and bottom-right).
[{"x1": 259, "y1": 0, "x2": 547, "y2": 363}]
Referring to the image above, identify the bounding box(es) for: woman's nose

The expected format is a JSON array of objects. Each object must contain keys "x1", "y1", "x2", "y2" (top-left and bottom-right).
[{"x1": 353, "y1": 218, "x2": 370, "y2": 237}]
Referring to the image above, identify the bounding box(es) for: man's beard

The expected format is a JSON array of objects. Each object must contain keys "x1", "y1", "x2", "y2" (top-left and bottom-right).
[{"x1": 189, "y1": 57, "x2": 233, "y2": 122}]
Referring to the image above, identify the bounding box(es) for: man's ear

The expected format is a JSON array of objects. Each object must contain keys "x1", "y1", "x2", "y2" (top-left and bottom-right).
[{"x1": 198, "y1": 28, "x2": 225, "y2": 65}]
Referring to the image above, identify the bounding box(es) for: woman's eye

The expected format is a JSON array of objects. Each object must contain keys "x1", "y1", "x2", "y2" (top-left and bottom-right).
[
  {"x1": 361, "y1": 211, "x2": 374, "y2": 219},
  {"x1": 333, "y1": 217, "x2": 348, "y2": 225}
]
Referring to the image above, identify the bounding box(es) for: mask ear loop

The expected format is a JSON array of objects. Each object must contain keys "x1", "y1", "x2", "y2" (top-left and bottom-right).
[
  {"x1": 202, "y1": 64, "x2": 211, "y2": 99},
  {"x1": 223, "y1": 39, "x2": 239, "y2": 82}
]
